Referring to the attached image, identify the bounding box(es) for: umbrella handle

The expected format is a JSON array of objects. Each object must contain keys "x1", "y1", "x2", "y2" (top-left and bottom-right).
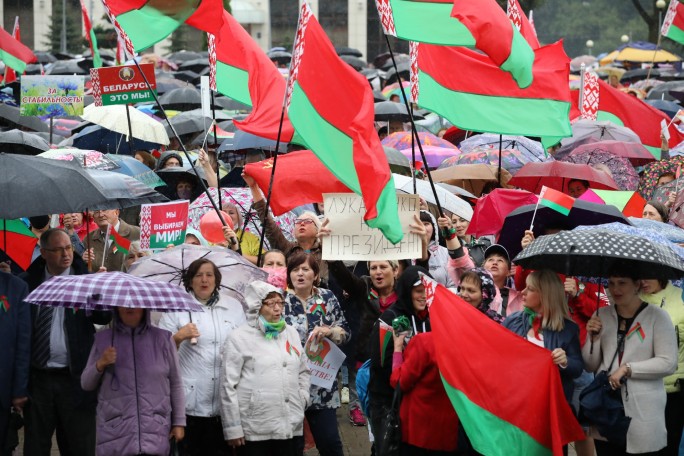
[{"x1": 188, "y1": 311, "x2": 197, "y2": 345}]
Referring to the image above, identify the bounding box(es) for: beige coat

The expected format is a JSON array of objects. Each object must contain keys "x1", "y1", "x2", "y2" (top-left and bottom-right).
[
  {"x1": 582, "y1": 304, "x2": 677, "y2": 453},
  {"x1": 84, "y1": 220, "x2": 140, "y2": 272}
]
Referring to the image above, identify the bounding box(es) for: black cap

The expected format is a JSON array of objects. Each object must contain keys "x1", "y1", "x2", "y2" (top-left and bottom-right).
[
  {"x1": 28, "y1": 215, "x2": 50, "y2": 230},
  {"x1": 484, "y1": 244, "x2": 511, "y2": 267}
]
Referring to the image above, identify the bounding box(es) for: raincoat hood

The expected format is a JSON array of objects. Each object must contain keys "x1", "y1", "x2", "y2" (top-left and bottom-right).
[
  {"x1": 113, "y1": 307, "x2": 151, "y2": 336},
  {"x1": 419, "y1": 210, "x2": 439, "y2": 246},
  {"x1": 185, "y1": 228, "x2": 208, "y2": 246},
  {"x1": 394, "y1": 265, "x2": 431, "y2": 316},
  {"x1": 156, "y1": 151, "x2": 183, "y2": 170},
  {"x1": 244, "y1": 281, "x2": 284, "y2": 326}
]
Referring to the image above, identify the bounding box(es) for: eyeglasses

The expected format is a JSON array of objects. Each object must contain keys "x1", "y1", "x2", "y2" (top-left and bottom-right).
[
  {"x1": 294, "y1": 219, "x2": 315, "y2": 226},
  {"x1": 43, "y1": 245, "x2": 73, "y2": 253},
  {"x1": 262, "y1": 299, "x2": 285, "y2": 308}
]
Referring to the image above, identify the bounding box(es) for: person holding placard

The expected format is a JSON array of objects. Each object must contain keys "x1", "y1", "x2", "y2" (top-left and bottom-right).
[{"x1": 283, "y1": 252, "x2": 350, "y2": 456}]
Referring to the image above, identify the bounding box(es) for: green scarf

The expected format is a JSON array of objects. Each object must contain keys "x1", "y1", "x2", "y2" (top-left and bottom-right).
[
  {"x1": 258, "y1": 316, "x2": 286, "y2": 339},
  {"x1": 523, "y1": 307, "x2": 543, "y2": 340}
]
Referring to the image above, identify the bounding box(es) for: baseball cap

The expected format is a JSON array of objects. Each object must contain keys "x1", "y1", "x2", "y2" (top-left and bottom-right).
[{"x1": 484, "y1": 244, "x2": 511, "y2": 267}]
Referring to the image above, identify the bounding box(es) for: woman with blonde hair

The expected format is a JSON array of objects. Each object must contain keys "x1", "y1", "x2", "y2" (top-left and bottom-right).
[{"x1": 504, "y1": 269, "x2": 583, "y2": 405}]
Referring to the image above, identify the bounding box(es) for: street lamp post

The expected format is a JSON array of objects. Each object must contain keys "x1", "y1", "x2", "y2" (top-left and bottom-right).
[
  {"x1": 586, "y1": 39, "x2": 594, "y2": 56},
  {"x1": 60, "y1": 0, "x2": 67, "y2": 53}
]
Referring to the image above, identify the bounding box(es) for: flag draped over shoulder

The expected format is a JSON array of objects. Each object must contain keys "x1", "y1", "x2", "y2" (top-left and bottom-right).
[
  {"x1": 507, "y1": 0, "x2": 540, "y2": 48},
  {"x1": 374, "y1": 0, "x2": 534, "y2": 88},
  {"x1": 102, "y1": 0, "x2": 224, "y2": 52},
  {"x1": 573, "y1": 78, "x2": 684, "y2": 157},
  {"x1": 285, "y1": 3, "x2": 402, "y2": 243},
  {"x1": 413, "y1": 41, "x2": 571, "y2": 147},
  {"x1": 208, "y1": 10, "x2": 294, "y2": 142},
  {"x1": 244, "y1": 151, "x2": 351, "y2": 216},
  {"x1": 423, "y1": 275, "x2": 585, "y2": 456},
  {"x1": 3, "y1": 17, "x2": 20, "y2": 84},
  {"x1": 662, "y1": 0, "x2": 684, "y2": 45},
  {"x1": 0, "y1": 23, "x2": 36, "y2": 75},
  {"x1": 80, "y1": 0, "x2": 102, "y2": 68}
]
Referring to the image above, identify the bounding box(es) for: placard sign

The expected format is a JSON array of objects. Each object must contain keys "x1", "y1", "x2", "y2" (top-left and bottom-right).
[
  {"x1": 321, "y1": 193, "x2": 421, "y2": 261},
  {"x1": 20, "y1": 75, "x2": 85, "y2": 116},
  {"x1": 90, "y1": 63, "x2": 156, "y2": 106},
  {"x1": 305, "y1": 336, "x2": 346, "y2": 390},
  {"x1": 139, "y1": 200, "x2": 189, "y2": 250}
]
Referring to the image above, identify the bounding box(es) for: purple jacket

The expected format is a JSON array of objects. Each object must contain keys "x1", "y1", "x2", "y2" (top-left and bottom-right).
[{"x1": 81, "y1": 312, "x2": 185, "y2": 456}]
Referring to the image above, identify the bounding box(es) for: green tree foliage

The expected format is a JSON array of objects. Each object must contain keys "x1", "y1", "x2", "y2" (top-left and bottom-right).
[
  {"x1": 92, "y1": 20, "x2": 117, "y2": 49},
  {"x1": 44, "y1": 0, "x2": 84, "y2": 54}
]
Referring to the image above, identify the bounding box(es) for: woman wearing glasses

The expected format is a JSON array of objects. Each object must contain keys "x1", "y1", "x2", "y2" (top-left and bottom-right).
[
  {"x1": 220, "y1": 281, "x2": 310, "y2": 456},
  {"x1": 158, "y1": 259, "x2": 246, "y2": 456},
  {"x1": 284, "y1": 252, "x2": 350, "y2": 456}
]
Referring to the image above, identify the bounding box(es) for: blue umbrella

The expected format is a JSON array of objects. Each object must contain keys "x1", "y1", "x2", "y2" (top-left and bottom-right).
[
  {"x1": 105, "y1": 154, "x2": 166, "y2": 189},
  {"x1": 628, "y1": 217, "x2": 684, "y2": 243},
  {"x1": 72, "y1": 125, "x2": 163, "y2": 154},
  {"x1": 217, "y1": 130, "x2": 287, "y2": 153}
]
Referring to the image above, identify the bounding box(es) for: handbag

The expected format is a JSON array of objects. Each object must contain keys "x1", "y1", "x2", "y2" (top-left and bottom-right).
[
  {"x1": 169, "y1": 437, "x2": 180, "y2": 456},
  {"x1": 579, "y1": 310, "x2": 644, "y2": 446},
  {"x1": 377, "y1": 383, "x2": 402, "y2": 456}
]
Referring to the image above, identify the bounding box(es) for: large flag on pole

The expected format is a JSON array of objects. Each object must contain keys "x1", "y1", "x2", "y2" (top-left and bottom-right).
[
  {"x1": 507, "y1": 0, "x2": 540, "y2": 49},
  {"x1": 423, "y1": 274, "x2": 585, "y2": 456},
  {"x1": 102, "y1": 0, "x2": 224, "y2": 52},
  {"x1": 285, "y1": 3, "x2": 403, "y2": 243},
  {"x1": 2, "y1": 17, "x2": 20, "y2": 85},
  {"x1": 208, "y1": 10, "x2": 294, "y2": 142},
  {"x1": 662, "y1": 0, "x2": 684, "y2": 45},
  {"x1": 374, "y1": 0, "x2": 534, "y2": 88},
  {"x1": 574, "y1": 77, "x2": 684, "y2": 157},
  {"x1": 412, "y1": 41, "x2": 572, "y2": 147},
  {"x1": 80, "y1": 0, "x2": 102, "y2": 68},
  {"x1": 0, "y1": 22, "x2": 36, "y2": 75}
]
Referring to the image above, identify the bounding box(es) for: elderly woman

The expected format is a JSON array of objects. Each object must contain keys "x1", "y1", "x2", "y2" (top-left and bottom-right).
[
  {"x1": 584, "y1": 268, "x2": 678, "y2": 455},
  {"x1": 123, "y1": 241, "x2": 151, "y2": 272},
  {"x1": 504, "y1": 269, "x2": 583, "y2": 406},
  {"x1": 284, "y1": 252, "x2": 350, "y2": 456},
  {"x1": 158, "y1": 259, "x2": 246, "y2": 456},
  {"x1": 639, "y1": 279, "x2": 684, "y2": 456},
  {"x1": 220, "y1": 281, "x2": 310, "y2": 456},
  {"x1": 81, "y1": 307, "x2": 185, "y2": 456}
]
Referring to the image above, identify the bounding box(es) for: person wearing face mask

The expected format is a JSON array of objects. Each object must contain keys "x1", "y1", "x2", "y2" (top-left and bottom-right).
[
  {"x1": 220, "y1": 281, "x2": 310, "y2": 456},
  {"x1": 283, "y1": 252, "x2": 350, "y2": 456},
  {"x1": 368, "y1": 266, "x2": 432, "y2": 453},
  {"x1": 158, "y1": 259, "x2": 246, "y2": 456},
  {"x1": 260, "y1": 250, "x2": 287, "y2": 290}
]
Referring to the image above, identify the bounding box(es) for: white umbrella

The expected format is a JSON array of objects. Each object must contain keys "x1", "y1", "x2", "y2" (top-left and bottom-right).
[
  {"x1": 81, "y1": 105, "x2": 170, "y2": 145},
  {"x1": 392, "y1": 174, "x2": 473, "y2": 221}
]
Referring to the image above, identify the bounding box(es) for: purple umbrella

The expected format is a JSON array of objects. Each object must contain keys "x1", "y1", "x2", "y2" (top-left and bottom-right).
[
  {"x1": 25, "y1": 272, "x2": 203, "y2": 312},
  {"x1": 561, "y1": 149, "x2": 639, "y2": 191},
  {"x1": 399, "y1": 145, "x2": 460, "y2": 169}
]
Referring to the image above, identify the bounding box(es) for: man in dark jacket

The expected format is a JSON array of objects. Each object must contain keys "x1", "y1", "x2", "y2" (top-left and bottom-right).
[
  {"x1": 20, "y1": 229, "x2": 111, "y2": 456},
  {"x1": 0, "y1": 272, "x2": 30, "y2": 455}
]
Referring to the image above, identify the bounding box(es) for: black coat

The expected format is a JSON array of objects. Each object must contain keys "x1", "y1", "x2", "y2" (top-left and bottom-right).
[
  {"x1": 20, "y1": 255, "x2": 111, "y2": 408},
  {"x1": 0, "y1": 272, "x2": 31, "y2": 410}
]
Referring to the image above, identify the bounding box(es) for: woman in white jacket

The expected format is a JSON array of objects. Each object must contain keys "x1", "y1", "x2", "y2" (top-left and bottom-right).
[
  {"x1": 158, "y1": 258, "x2": 246, "y2": 456},
  {"x1": 220, "y1": 281, "x2": 310, "y2": 455}
]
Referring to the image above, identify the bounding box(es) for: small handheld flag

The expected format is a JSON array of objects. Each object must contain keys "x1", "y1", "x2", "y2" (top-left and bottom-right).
[{"x1": 539, "y1": 185, "x2": 575, "y2": 216}]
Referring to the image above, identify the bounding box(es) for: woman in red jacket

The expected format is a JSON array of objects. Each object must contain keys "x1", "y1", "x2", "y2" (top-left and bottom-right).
[{"x1": 390, "y1": 330, "x2": 460, "y2": 455}]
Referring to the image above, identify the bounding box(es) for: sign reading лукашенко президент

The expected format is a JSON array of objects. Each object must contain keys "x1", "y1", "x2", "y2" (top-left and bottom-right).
[{"x1": 90, "y1": 63, "x2": 157, "y2": 106}]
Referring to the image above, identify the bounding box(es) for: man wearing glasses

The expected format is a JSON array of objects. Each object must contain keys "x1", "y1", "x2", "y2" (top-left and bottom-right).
[
  {"x1": 83, "y1": 208, "x2": 140, "y2": 273},
  {"x1": 20, "y1": 229, "x2": 110, "y2": 456}
]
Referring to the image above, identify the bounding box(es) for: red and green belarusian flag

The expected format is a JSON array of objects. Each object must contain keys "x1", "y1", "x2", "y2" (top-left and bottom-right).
[
  {"x1": 2, "y1": 17, "x2": 20, "y2": 85},
  {"x1": 208, "y1": 10, "x2": 295, "y2": 141},
  {"x1": 662, "y1": 0, "x2": 684, "y2": 45},
  {"x1": 80, "y1": 0, "x2": 102, "y2": 68},
  {"x1": 573, "y1": 77, "x2": 684, "y2": 158},
  {"x1": 539, "y1": 185, "x2": 574, "y2": 216},
  {"x1": 412, "y1": 41, "x2": 571, "y2": 148},
  {"x1": 102, "y1": 0, "x2": 224, "y2": 52},
  {"x1": 109, "y1": 226, "x2": 131, "y2": 255},
  {"x1": 285, "y1": 3, "x2": 403, "y2": 243},
  {"x1": 0, "y1": 21, "x2": 36, "y2": 75},
  {"x1": 378, "y1": 320, "x2": 393, "y2": 367},
  {"x1": 374, "y1": 0, "x2": 534, "y2": 88},
  {"x1": 0, "y1": 219, "x2": 38, "y2": 271},
  {"x1": 425, "y1": 275, "x2": 584, "y2": 455},
  {"x1": 507, "y1": 0, "x2": 540, "y2": 48}
]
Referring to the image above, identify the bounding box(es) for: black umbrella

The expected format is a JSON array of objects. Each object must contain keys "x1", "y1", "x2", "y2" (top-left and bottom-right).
[
  {"x1": 213, "y1": 96, "x2": 251, "y2": 112},
  {"x1": 0, "y1": 103, "x2": 49, "y2": 132},
  {"x1": 340, "y1": 55, "x2": 367, "y2": 70},
  {"x1": 498, "y1": 199, "x2": 630, "y2": 260},
  {"x1": 35, "y1": 51, "x2": 57, "y2": 64},
  {"x1": 384, "y1": 61, "x2": 411, "y2": 84},
  {"x1": 178, "y1": 58, "x2": 209, "y2": 73},
  {"x1": 154, "y1": 77, "x2": 193, "y2": 94},
  {"x1": 167, "y1": 70, "x2": 201, "y2": 84},
  {"x1": 217, "y1": 130, "x2": 287, "y2": 153},
  {"x1": 380, "y1": 53, "x2": 409, "y2": 70},
  {"x1": 336, "y1": 46, "x2": 363, "y2": 57},
  {"x1": 374, "y1": 101, "x2": 423, "y2": 122},
  {"x1": 646, "y1": 81, "x2": 684, "y2": 101},
  {"x1": 621, "y1": 68, "x2": 661, "y2": 83},
  {"x1": 24, "y1": 64, "x2": 44, "y2": 75},
  {"x1": 158, "y1": 87, "x2": 202, "y2": 111},
  {"x1": 0, "y1": 153, "x2": 167, "y2": 218},
  {"x1": 512, "y1": 228, "x2": 684, "y2": 280},
  {"x1": 645, "y1": 99, "x2": 680, "y2": 118},
  {"x1": 373, "y1": 90, "x2": 386, "y2": 102},
  {"x1": 166, "y1": 51, "x2": 203, "y2": 64},
  {"x1": 164, "y1": 109, "x2": 231, "y2": 137},
  {"x1": 0, "y1": 129, "x2": 51, "y2": 155},
  {"x1": 46, "y1": 60, "x2": 88, "y2": 75},
  {"x1": 155, "y1": 166, "x2": 207, "y2": 189}
]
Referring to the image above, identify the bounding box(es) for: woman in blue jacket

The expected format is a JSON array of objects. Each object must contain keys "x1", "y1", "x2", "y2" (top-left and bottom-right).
[{"x1": 504, "y1": 269, "x2": 583, "y2": 405}]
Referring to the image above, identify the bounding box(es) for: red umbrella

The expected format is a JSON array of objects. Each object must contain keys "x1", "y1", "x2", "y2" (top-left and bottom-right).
[
  {"x1": 570, "y1": 140, "x2": 656, "y2": 167},
  {"x1": 467, "y1": 188, "x2": 539, "y2": 237},
  {"x1": 508, "y1": 161, "x2": 620, "y2": 193}
]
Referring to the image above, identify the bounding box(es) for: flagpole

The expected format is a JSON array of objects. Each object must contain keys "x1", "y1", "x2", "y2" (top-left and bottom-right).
[
  {"x1": 125, "y1": 104, "x2": 134, "y2": 154},
  {"x1": 126, "y1": 57, "x2": 228, "y2": 233},
  {"x1": 101, "y1": 223, "x2": 111, "y2": 270},
  {"x1": 49, "y1": 116, "x2": 54, "y2": 145},
  {"x1": 498, "y1": 134, "x2": 503, "y2": 186},
  {"x1": 578, "y1": 64, "x2": 586, "y2": 116},
  {"x1": 384, "y1": 35, "x2": 444, "y2": 218},
  {"x1": 529, "y1": 196, "x2": 542, "y2": 232},
  {"x1": 210, "y1": 90, "x2": 222, "y2": 211}
]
